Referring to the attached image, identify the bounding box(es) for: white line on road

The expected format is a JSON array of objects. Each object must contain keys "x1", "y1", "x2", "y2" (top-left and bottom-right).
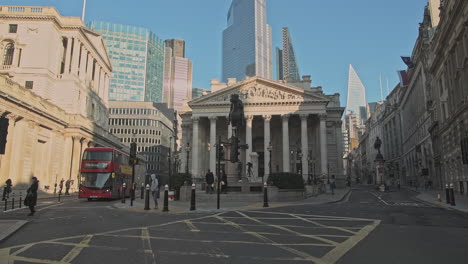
[{"x1": 368, "y1": 192, "x2": 390, "y2": 205}]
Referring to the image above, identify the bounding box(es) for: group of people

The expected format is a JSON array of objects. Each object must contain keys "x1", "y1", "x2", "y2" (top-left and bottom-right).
[
  {"x1": 57, "y1": 178, "x2": 72, "y2": 195},
  {"x1": 2, "y1": 177, "x2": 40, "y2": 216},
  {"x1": 205, "y1": 170, "x2": 228, "y2": 194}
]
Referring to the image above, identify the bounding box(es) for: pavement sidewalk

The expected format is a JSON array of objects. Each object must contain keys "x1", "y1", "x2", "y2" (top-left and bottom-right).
[
  {"x1": 0, "y1": 220, "x2": 27, "y2": 242},
  {"x1": 113, "y1": 187, "x2": 351, "y2": 213},
  {"x1": 410, "y1": 188, "x2": 468, "y2": 213}
]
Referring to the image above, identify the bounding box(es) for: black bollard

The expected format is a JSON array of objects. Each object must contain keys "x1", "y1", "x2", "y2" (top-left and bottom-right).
[
  {"x1": 11, "y1": 193, "x2": 15, "y2": 210},
  {"x1": 263, "y1": 182, "x2": 269, "y2": 208},
  {"x1": 190, "y1": 184, "x2": 196, "y2": 211},
  {"x1": 445, "y1": 184, "x2": 451, "y2": 204},
  {"x1": 450, "y1": 183, "x2": 456, "y2": 206},
  {"x1": 4, "y1": 197, "x2": 7, "y2": 212},
  {"x1": 121, "y1": 183, "x2": 126, "y2": 204},
  {"x1": 130, "y1": 183, "x2": 136, "y2": 207},
  {"x1": 144, "y1": 184, "x2": 150, "y2": 210},
  {"x1": 58, "y1": 191, "x2": 61, "y2": 202},
  {"x1": 163, "y1": 184, "x2": 169, "y2": 212},
  {"x1": 141, "y1": 183, "x2": 144, "y2": 200},
  {"x1": 19, "y1": 192, "x2": 22, "y2": 209}
]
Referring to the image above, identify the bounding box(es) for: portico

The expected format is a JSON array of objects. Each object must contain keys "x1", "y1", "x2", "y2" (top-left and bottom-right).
[{"x1": 180, "y1": 77, "x2": 344, "y2": 186}]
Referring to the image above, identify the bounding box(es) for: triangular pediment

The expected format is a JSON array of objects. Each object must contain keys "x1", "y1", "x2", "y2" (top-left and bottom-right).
[
  {"x1": 83, "y1": 29, "x2": 112, "y2": 70},
  {"x1": 190, "y1": 77, "x2": 329, "y2": 106}
]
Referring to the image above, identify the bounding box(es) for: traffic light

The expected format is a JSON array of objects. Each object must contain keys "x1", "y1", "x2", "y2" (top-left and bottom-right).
[
  {"x1": 230, "y1": 137, "x2": 240, "y2": 163},
  {"x1": 217, "y1": 144, "x2": 225, "y2": 161},
  {"x1": 129, "y1": 142, "x2": 137, "y2": 165},
  {"x1": 0, "y1": 117, "x2": 9, "y2": 155}
]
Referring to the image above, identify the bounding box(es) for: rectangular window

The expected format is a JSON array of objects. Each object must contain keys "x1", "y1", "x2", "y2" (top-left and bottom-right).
[
  {"x1": 25, "y1": 81, "x2": 33, "y2": 89},
  {"x1": 9, "y1": 24, "x2": 18, "y2": 33}
]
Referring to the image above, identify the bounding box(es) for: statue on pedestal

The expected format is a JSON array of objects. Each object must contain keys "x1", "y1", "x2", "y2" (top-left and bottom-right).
[{"x1": 228, "y1": 94, "x2": 245, "y2": 136}]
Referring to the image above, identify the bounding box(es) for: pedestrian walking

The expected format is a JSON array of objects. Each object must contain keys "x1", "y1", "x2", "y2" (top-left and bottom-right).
[
  {"x1": 65, "y1": 179, "x2": 71, "y2": 195},
  {"x1": 2, "y1": 179, "x2": 12, "y2": 201},
  {"x1": 205, "y1": 170, "x2": 214, "y2": 194},
  {"x1": 58, "y1": 179, "x2": 64, "y2": 195},
  {"x1": 330, "y1": 175, "x2": 336, "y2": 195},
  {"x1": 25, "y1": 177, "x2": 39, "y2": 216},
  {"x1": 150, "y1": 174, "x2": 159, "y2": 209}
]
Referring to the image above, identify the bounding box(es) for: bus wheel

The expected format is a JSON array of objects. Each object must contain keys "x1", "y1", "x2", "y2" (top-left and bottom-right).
[{"x1": 87, "y1": 198, "x2": 92, "y2": 201}]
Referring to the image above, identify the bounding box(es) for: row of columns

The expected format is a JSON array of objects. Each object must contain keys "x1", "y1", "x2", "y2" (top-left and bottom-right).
[
  {"x1": 190, "y1": 113, "x2": 329, "y2": 180},
  {"x1": 62, "y1": 37, "x2": 110, "y2": 101}
]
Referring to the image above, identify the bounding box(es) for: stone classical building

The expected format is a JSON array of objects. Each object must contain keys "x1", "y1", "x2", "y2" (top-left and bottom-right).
[
  {"x1": 180, "y1": 76, "x2": 345, "y2": 186},
  {"x1": 108, "y1": 101, "x2": 174, "y2": 184},
  {"x1": 428, "y1": 0, "x2": 468, "y2": 193},
  {"x1": 0, "y1": 6, "x2": 126, "y2": 191}
]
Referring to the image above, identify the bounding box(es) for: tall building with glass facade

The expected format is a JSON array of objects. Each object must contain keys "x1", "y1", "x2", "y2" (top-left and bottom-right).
[
  {"x1": 89, "y1": 21, "x2": 165, "y2": 103},
  {"x1": 276, "y1": 27, "x2": 300, "y2": 81},
  {"x1": 222, "y1": 0, "x2": 272, "y2": 82},
  {"x1": 346, "y1": 64, "x2": 367, "y2": 123}
]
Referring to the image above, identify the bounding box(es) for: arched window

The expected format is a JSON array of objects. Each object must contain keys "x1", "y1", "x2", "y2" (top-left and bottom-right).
[{"x1": 3, "y1": 43, "x2": 14, "y2": 66}]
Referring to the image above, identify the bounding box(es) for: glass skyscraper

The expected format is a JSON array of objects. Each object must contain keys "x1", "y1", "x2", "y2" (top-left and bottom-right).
[
  {"x1": 276, "y1": 27, "x2": 300, "y2": 81},
  {"x1": 346, "y1": 64, "x2": 368, "y2": 124},
  {"x1": 89, "y1": 21, "x2": 165, "y2": 103},
  {"x1": 222, "y1": 0, "x2": 273, "y2": 82}
]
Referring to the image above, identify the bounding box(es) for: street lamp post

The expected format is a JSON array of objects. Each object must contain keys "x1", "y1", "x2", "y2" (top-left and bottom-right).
[
  {"x1": 298, "y1": 150, "x2": 303, "y2": 176},
  {"x1": 267, "y1": 142, "x2": 272, "y2": 179},
  {"x1": 307, "y1": 153, "x2": 312, "y2": 185},
  {"x1": 185, "y1": 143, "x2": 191, "y2": 174},
  {"x1": 168, "y1": 137, "x2": 172, "y2": 181}
]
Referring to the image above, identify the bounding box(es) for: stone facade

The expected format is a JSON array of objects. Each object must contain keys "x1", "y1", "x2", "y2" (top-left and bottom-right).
[
  {"x1": 0, "y1": 6, "x2": 125, "y2": 191},
  {"x1": 180, "y1": 76, "x2": 345, "y2": 187}
]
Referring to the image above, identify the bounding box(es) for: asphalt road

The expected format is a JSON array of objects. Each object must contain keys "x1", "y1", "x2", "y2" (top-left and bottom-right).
[{"x1": 0, "y1": 185, "x2": 467, "y2": 264}]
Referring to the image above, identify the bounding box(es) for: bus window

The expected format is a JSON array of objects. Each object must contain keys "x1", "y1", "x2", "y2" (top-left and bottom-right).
[
  {"x1": 80, "y1": 172, "x2": 112, "y2": 189},
  {"x1": 83, "y1": 150, "x2": 113, "y2": 161}
]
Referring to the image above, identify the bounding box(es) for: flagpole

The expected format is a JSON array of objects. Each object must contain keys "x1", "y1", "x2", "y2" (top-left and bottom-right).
[{"x1": 81, "y1": 0, "x2": 87, "y2": 22}]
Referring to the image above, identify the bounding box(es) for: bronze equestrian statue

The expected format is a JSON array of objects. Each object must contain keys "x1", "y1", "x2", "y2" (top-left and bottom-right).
[{"x1": 228, "y1": 94, "x2": 245, "y2": 136}]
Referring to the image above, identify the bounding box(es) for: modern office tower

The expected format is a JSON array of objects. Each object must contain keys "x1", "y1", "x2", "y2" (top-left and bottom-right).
[
  {"x1": 346, "y1": 64, "x2": 367, "y2": 124},
  {"x1": 108, "y1": 101, "x2": 174, "y2": 184},
  {"x1": 222, "y1": 0, "x2": 272, "y2": 82},
  {"x1": 89, "y1": 21, "x2": 165, "y2": 103},
  {"x1": 276, "y1": 27, "x2": 300, "y2": 81},
  {"x1": 163, "y1": 39, "x2": 193, "y2": 111}
]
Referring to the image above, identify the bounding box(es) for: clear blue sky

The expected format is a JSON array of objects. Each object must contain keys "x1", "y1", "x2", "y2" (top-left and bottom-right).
[{"x1": 3, "y1": 0, "x2": 427, "y2": 105}]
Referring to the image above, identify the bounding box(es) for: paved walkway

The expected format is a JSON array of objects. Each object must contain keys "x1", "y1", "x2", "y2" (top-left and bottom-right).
[
  {"x1": 113, "y1": 187, "x2": 351, "y2": 213},
  {"x1": 0, "y1": 220, "x2": 28, "y2": 242},
  {"x1": 410, "y1": 188, "x2": 468, "y2": 213}
]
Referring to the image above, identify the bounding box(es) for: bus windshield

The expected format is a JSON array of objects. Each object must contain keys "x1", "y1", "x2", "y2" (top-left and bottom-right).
[
  {"x1": 83, "y1": 151, "x2": 113, "y2": 161},
  {"x1": 80, "y1": 172, "x2": 112, "y2": 189}
]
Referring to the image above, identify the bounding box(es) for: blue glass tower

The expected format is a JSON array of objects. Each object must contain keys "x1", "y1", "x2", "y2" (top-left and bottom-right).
[
  {"x1": 222, "y1": 0, "x2": 272, "y2": 82},
  {"x1": 89, "y1": 21, "x2": 165, "y2": 103}
]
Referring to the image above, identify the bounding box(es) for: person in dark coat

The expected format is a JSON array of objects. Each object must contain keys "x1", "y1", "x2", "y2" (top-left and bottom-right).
[
  {"x1": 2, "y1": 179, "x2": 12, "y2": 201},
  {"x1": 59, "y1": 179, "x2": 64, "y2": 195},
  {"x1": 65, "y1": 179, "x2": 71, "y2": 195},
  {"x1": 26, "y1": 177, "x2": 39, "y2": 216},
  {"x1": 205, "y1": 170, "x2": 214, "y2": 194}
]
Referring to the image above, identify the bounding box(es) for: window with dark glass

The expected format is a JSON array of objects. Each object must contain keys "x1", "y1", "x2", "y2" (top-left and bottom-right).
[
  {"x1": 9, "y1": 24, "x2": 18, "y2": 33},
  {"x1": 2, "y1": 43, "x2": 14, "y2": 65},
  {"x1": 25, "y1": 81, "x2": 34, "y2": 89}
]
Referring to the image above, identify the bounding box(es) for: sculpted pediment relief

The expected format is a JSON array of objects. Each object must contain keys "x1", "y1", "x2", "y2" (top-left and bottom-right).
[{"x1": 212, "y1": 84, "x2": 303, "y2": 102}]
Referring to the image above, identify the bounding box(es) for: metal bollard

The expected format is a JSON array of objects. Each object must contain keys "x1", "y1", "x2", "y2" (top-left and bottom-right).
[
  {"x1": 190, "y1": 184, "x2": 196, "y2": 211},
  {"x1": 130, "y1": 183, "x2": 136, "y2": 207},
  {"x1": 58, "y1": 191, "x2": 61, "y2": 202},
  {"x1": 11, "y1": 193, "x2": 15, "y2": 210},
  {"x1": 263, "y1": 182, "x2": 269, "y2": 208},
  {"x1": 163, "y1": 184, "x2": 169, "y2": 212},
  {"x1": 141, "y1": 183, "x2": 144, "y2": 199},
  {"x1": 144, "y1": 184, "x2": 150, "y2": 210},
  {"x1": 122, "y1": 183, "x2": 126, "y2": 204},
  {"x1": 445, "y1": 184, "x2": 450, "y2": 204},
  {"x1": 449, "y1": 183, "x2": 456, "y2": 206},
  {"x1": 4, "y1": 198, "x2": 7, "y2": 212},
  {"x1": 19, "y1": 192, "x2": 22, "y2": 209}
]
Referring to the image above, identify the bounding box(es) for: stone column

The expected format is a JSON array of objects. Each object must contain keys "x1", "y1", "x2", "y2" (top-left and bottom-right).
[
  {"x1": 191, "y1": 117, "x2": 200, "y2": 179},
  {"x1": 319, "y1": 114, "x2": 328, "y2": 175},
  {"x1": 64, "y1": 37, "x2": 73, "y2": 74},
  {"x1": 263, "y1": 115, "x2": 272, "y2": 178},
  {"x1": 93, "y1": 66, "x2": 100, "y2": 93},
  {"x1": 209, "y1": 116, "x2": 217, "y2": 173},
  {"x1": 103, "y1": 74, "x2": 110, "y2": 102},
  {"x1": 282, "y1": 114, "x2": 290, "y2": 172},
  {"x1": 79, "y1": 47, "x2": 87, "y2": 80},
  {"x1": 300, "y1": 114, "x2": 309, "y2": 181},
  {"x1": 71, "y1": 38, "x2": 81, "y2": 76},
  {"x1": 245, "y1": 115, "x2": 253, "y2": 172},
  {"x1": 86, "y1": 54, "x2": 93, "y2": 85}
]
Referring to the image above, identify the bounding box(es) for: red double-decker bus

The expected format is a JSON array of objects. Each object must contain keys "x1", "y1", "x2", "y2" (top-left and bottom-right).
[{"x1": 79, "y1": 147, "x2": 134, "y2": 200}]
